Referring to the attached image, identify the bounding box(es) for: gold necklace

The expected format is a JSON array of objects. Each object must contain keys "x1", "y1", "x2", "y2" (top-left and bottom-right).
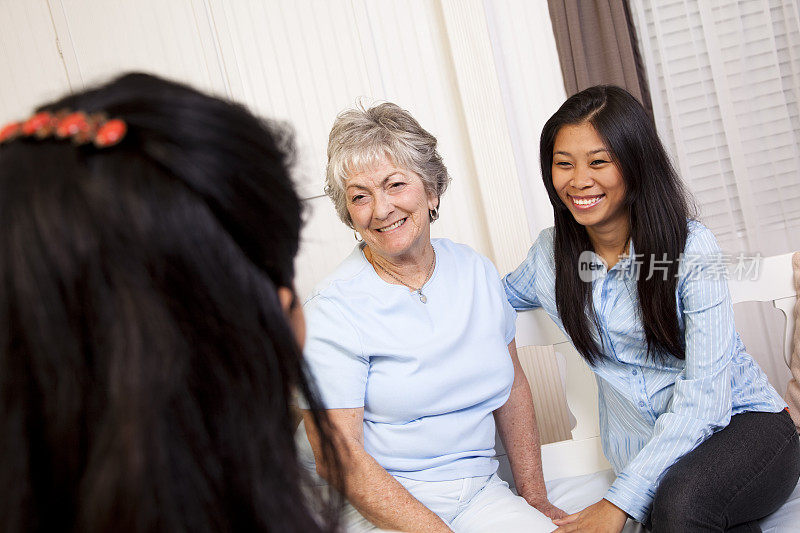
[{"x1": 372, "y1": 250, "x2": 436, "y2": 303}]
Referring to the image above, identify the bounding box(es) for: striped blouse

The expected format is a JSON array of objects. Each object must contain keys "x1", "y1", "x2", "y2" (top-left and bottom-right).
[{"x1": 502, "y1": 221, "x2": 786, "y2": 522}]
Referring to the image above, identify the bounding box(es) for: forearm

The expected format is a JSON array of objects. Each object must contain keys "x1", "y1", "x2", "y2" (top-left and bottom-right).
[
  {"x1": 606, "y1": 403, "x2": 729, "y2": 522},
  {"x1": 304, "y1": 410, "x2": 449, "y2": 532},
  {"x1": 494, "y1": 364, "x2": 547, "y2": 502},
  {"x1": 337, "y1": 448, "x2": 451, "y2": 532}
]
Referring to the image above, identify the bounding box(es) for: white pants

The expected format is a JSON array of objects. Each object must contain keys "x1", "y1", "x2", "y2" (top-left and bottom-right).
[{"x1": 343, "y1": 473, "x2": 556, "y2": 533}]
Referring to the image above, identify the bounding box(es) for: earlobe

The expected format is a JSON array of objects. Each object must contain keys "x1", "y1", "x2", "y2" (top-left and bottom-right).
[
  {"x1": 278, "y1": 286, "x2": 306, "y2": 350},
  {"x1": 428, "y1": 194, "x2": 441, "y2": 222},
  {"x1": 428, "y1": 194, "x2": 439, "y2": 211},
  {"x1": 277, "y1": 286, "x2": 294, "y2": 314}
]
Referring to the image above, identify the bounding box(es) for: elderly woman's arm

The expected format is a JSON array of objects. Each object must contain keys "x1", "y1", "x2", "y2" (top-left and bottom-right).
[
  {"x1": 494, "y1": 340, "x2": 567, "y2": 520},
  {"x1": 303, "y1": 408, "x2": 452, "y2": 533}
]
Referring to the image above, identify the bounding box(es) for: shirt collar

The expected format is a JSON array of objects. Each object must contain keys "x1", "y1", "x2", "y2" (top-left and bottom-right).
[{"x1": 614, "y1": 238, "x2": 638, "y2": 278}]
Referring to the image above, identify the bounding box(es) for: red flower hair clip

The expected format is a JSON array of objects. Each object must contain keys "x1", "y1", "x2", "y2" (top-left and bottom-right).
[
  {"x1": 0, "y1": 122, "x2": 22, "y2": 144},
  {"x1": 0, "y1": 109, "x2": 127, "y2": 148}
]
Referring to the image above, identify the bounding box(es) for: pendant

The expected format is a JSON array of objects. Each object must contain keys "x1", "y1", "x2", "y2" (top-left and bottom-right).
[{"x1": 418, "y1": 290, "x2": 427, "y2": 304}]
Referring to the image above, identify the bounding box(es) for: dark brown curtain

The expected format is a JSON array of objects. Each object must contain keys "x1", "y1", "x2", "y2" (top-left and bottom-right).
[{"x1": 547, "y1": 0, "x2": 653, "y2": 115}]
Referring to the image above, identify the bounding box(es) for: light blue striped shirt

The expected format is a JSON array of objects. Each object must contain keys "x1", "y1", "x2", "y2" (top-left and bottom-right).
[{"x1": 503, "y1": 221, "x2": 786, "y2": 522}]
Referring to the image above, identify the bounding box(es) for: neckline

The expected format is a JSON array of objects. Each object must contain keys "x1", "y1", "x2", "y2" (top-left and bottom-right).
[
  {"x1": 582, "y1": 238, "x2": 635, "y2": 281},
  {"x1": 358, "y1": 240, "x2": 441, "y2": 295}
]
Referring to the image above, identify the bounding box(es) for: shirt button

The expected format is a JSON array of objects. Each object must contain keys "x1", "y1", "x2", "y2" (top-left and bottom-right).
[
  {"x1": 632, "y1": 370, "x2": 638, "y2": 376},
  {"x1": 639, "y1": 401, "x2": 646, "y2": 407}
]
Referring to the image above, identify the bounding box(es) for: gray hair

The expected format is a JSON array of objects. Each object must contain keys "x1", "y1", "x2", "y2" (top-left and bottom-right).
[{"x1": 325, "y1": 102, "x2": 450, "y2": 228}]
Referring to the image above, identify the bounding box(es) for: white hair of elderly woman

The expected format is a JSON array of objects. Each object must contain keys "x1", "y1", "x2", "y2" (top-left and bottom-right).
[{"x1": 325, "y1": 102, "x2": 450, "y2": 228}]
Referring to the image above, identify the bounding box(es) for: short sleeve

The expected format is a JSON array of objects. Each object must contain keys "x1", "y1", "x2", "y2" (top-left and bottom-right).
[
  {"x1": 481, "y1": 255, "x2": 519, "y2": 344},
  {"x1": 301, "y1": 295, "x2": 368, "y2": 409},
  {"x1": 503, "y1": 297, "x2": 517, "y2": 345}
]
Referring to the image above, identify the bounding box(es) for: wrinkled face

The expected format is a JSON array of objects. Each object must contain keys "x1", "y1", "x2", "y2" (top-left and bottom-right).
[
  {"x1": 552, "y1": 123, "x2": 628, "y2": 236},
  {"x1": 345, "y1": 156, "x2": 437, "y2": 262}
]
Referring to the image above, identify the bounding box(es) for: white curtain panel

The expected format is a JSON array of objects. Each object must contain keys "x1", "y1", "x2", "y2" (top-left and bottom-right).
[{"x1": 629, "y1": 0, "x2": 800, "y2": 391}]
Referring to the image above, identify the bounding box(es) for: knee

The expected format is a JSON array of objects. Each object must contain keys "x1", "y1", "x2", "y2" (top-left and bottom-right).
[
  {"x1": 650, "y1": 480, "x2": 689, "y2": 531},
  {"x1": 650, "y1": 471, "x2": 718, "y2": 532},
  {"x1": 649, "y1": 470, "x2": 713, "y2": 532}
]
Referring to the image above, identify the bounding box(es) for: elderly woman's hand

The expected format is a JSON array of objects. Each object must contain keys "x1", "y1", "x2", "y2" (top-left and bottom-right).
[{"x1": 523, "y1": 492, "x2": 568, "y2": 520}]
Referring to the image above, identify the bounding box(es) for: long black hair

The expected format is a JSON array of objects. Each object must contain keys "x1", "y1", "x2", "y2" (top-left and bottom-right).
[
  {"x1": 0, "y1": 73, "x2": 340, "y2": 532},
  {"x1": 540, "y1": 85, "x2": 694, "y2": 365}
]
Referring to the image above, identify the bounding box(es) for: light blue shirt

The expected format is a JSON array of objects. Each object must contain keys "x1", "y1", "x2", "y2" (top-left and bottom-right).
[
  {"x1": 503, "y1": 221, "x2": 786, "y2": 522},
  {"x1": 303, "y1": 238, "x2": 517, "y2": 481}
]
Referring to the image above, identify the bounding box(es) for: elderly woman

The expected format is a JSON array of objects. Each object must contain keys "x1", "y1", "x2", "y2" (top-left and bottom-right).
[{"x1": 300, "y1": 103, "x2": 563, "y2": 532}]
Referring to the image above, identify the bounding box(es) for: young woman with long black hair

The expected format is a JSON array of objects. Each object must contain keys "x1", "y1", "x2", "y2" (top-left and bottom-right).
[
  {"x1": 503, "y1": 85, "x2": 800, "y2": 532},
  {"x1": 0, "y1": 73, "x2": 340, "y2": 533}
]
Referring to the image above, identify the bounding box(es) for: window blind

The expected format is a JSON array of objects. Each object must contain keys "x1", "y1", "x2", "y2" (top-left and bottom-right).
[{"x1": 629, "y1": 0, "x2": 800, "y2": 256}]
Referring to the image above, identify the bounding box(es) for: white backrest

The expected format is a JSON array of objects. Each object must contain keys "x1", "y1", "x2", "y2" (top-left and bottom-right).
[
  {"x1": 509, "y1": 252, "x2": 797, "y2": 482},
  {"x1": 515, "y1": 310, "x2": 600, "y2": 442},
  {"x1": 728, "y1": 252, "x2": 797, "y2": 366},
  {"x1": 513, "y1": 309, "x2": 610, "y2": 481}
]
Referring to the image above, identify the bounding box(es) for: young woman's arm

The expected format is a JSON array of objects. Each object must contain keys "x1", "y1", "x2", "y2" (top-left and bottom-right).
[
  {"x1": 304, "y1": 409, "x2": 451, "y2": 533},
  {"x1": 554, "y1": 226, "x2": 744, "y2": 533},
  {"x1": 494, "y1": 341, "x2": 566, "y2": 520},
  {"x1": 601, "y1": 228, "x2": 737, "y2": 523},
  {"x1": 502, "y1": 231, "x2": 550, "y2": 311},
  {"x1": 555, "y1": 227, "x2": 743, "y2": 532}
]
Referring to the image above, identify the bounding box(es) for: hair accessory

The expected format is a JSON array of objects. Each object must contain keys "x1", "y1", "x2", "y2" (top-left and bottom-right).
[
  {"x1": 0, "y1": 109, "x2": 127, "y2": 148},
  {"x1": 22, "y1": 112, "x2": 57, "y2": 138},
  {"x1": 0, "y1": 122, "x2": 21, "y2": 143},
  {"x1": 94, "y1": 119, "x2": 127, "y2": 148},
  {"x1": 56, "y1": 112, "x2": 91, "y2": 141}
]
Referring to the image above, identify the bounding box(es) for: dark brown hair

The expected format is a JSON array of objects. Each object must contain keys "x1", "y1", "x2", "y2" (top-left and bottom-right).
[
  {"x1": 0, "y1": 73, "x2": 339, "y2": 532},
  {"x1": 540, "y1": 85, "x2": 694, "y2": 364}
]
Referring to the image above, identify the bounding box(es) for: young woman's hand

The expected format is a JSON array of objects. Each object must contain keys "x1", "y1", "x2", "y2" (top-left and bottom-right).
[{"x1": 552, "y1": 499, "x2": 627, "y2": 532}]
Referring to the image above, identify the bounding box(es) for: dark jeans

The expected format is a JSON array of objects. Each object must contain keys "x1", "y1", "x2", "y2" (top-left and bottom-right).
[{"x1": 647, "y1": 410, "x2": 800, "y2": 532}]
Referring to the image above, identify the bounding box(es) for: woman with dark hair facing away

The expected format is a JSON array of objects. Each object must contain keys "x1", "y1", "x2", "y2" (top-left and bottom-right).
[
  {"x1": 504, "y1": 85, "x2": 800, "y2": 532},
  {"x1": 0, "y1": 73, "x2": 340, "y2": 533}
]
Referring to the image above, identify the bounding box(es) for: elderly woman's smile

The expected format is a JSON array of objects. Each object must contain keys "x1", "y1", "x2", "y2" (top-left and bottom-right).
[{"x1": 376, "y1": 218, "x2": 407, "y2": 232}]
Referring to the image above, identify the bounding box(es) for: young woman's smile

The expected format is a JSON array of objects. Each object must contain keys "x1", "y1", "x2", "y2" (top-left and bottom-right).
[
  {"x1": 552, "y1": 123, "x2": 627, "y2": 239},
  {"x1": 569, "y1": 194, "x2": 605, "y2": 209}
]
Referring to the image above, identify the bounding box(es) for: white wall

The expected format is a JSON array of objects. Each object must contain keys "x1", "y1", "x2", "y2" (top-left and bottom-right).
[
  {"x1": 0, "y1": 0, "x2": 570, "y2": 306},
  {"x1": 0, "y1": 0, "x2": 571, "y2": 442},
  {"x1": 485, "y1": 0, "x2": 566, "y2": 241}
]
